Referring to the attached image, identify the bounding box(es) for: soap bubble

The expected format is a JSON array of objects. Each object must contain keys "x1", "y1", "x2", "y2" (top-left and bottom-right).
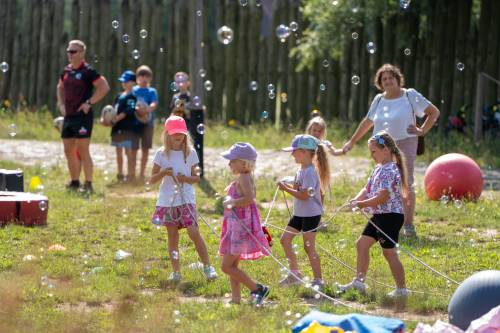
[
  {"x1": 131, "y1": 49, "x2": 140, "y2": 60},
  {"x1": 39, "y1": 201, "x2": 48, "y2": 211},
  {"x1": 366, "y1": 42, "x2": 376, "y2": 54},
  {"x1": 199, "y1": 69, "x2": 206, "y2": 78},
  {"x1": 111, "y1": 20, "x2": 119, "y2": 29},
  {"x1": 0, "y1": 61, "x2": 9, "y2": 73},
  {"x1": 322, "y1": 59, "x2": 329, "y2": 68},
  {"x1": 8, "y1": 123, "x2": 17, "y2": 137},
  {"x1": 139, "y1": 29, "x2": 148, "y2": 39},
  {"x1": 404, "y1": 48, "x2": 411, "y2": 56},
  {"x1": 307, "y1": 187, "x2": 315, "y2": 197},
  {"x1": 192, "y1": 95, "x2": 201, "y2": 108},
  {"x1": 440, "y1": 195, "x2": 449, "y2": 205},
  {"x1": 290, "y1": 21, "x2": 299, "y2": 32},
  {"x1": 456, "y1": 62, "x2": 465, "y2": 71},
  {"x1": 261, "y1": 111, "x2": 269, "y2": 119},
  {"x1": 267, "y1": 83, "x2": 275, "y2": 92},
  {"x1": 122, "y1": 34, "x2": 130, "y2": 44},
  {"x1": 204, "y1": 80, "x2": 213, "y2": 91},
  {"x1": 249, "y1": 81, "x2": 258, "y2": 91},
  {"x1": 351, "y1": 32, "x2": 359, "y2": 40},
  {"x1": 170, "y1": 81, "x2": 179, "y2": 92},
  {"x1": 399, "y1": 0, "x2": 411, "y2": 10},
  {"x1": 196, "y1": 123, "x2": 205, "y2": 135},
  {"x1": 217, "y1": 26, "x2": 234, "y2": 45},
  {"x1": 275, "y1": 24, "x2": 291, "y2": 42},
  {"x1": 351, "y1": 75, "x2": 360, "y2": 85}
]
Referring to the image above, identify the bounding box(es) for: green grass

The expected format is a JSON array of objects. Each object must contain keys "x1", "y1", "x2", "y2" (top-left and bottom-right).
[
  {"x1": 1, "y1": 107, "x2": 499, "y2": 167},
  {"x1": 1, "y1": 108, "x2": 499, "y2": 331},
  {"x1": 0, "y1": 157, "x2": 498, "y2": 332}
]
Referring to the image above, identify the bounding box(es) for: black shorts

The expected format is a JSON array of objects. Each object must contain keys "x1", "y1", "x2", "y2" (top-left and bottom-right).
[
  {"x1": 362, "y1": 213, "x2": 404, "y2": 249},
  {"x1": 61, "y1": 113, "x2": 93, "y2": 139},
  {"x1": 287, "y1": 215, "x2": 321, "y2": 233}
]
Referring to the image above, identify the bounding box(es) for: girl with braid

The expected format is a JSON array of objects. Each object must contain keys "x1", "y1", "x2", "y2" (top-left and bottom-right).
[{"x1": 338, "y1": 131, "x2": 410, "y2": 298}]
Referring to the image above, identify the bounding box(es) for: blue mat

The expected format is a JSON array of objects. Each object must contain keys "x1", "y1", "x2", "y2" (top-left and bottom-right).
[{"x1": 292, "y1": 310, "x2": 405, "y2": 333}]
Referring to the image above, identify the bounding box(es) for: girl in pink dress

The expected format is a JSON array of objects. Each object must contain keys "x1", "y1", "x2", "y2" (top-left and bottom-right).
[{"x1": 219, "y1": 142, "x2": 270, "y2": 306}]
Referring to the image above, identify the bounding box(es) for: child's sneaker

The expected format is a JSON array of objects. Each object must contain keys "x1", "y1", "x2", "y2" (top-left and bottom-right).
[
  {"x1": 279, "y1": 272, "x2": 303, "y2": 286},
  {"x1": 311, "y1": 279, "x2": 324, "y2": 292},
  {"x1": 387, "y1": 288, "x2": 409, "y2": 298},
  {"x1": 337, "y1": 278, "x2": 367, "y2": 293},
  {"x1": 251, "y1": 284, "x2": 269, "y2": 307},
  {"x1": 168, "y1": 271, "x2": 182, "y2": 282},
  {"x1": 203, "y1": 265, "x2": 218, "y2": 281},
  {"x1": 402, "y1": 225, "x2": 417, "y2": 237}
]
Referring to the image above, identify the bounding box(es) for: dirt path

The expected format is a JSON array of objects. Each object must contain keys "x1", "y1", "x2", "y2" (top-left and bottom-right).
[{"x1": 1, "y1": 139, "x2": 499, "y2": 187}]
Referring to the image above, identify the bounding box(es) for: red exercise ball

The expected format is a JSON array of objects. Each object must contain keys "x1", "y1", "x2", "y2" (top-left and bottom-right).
[{"x1": 424, "y1": 153, "x2": 483, "y2": 201}]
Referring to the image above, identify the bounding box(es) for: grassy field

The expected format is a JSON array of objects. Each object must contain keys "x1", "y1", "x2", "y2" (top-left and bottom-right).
[{"x1": 0, "y1": 109, "x2": 499, "y2": 332}]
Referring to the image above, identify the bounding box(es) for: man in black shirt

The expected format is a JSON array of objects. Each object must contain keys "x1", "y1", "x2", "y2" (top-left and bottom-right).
[{"x1": 56, "y1": 40, "x2": 110, "y2": 192}]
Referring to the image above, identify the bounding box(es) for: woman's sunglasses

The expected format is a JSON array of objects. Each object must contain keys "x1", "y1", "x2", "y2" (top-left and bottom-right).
[{"x1": 66, "y1": 49, "x2": 80, "y2": 54}]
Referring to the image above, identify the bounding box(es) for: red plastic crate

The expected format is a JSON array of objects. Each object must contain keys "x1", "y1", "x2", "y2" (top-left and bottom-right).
[{"x1": 0, "y1": 191, "x2": 48, "y2": 226}]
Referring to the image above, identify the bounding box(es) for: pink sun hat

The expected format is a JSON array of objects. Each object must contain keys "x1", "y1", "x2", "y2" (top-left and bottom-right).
[{"x1": 164, "y1": 115, "x2": 188, "y2": 135}]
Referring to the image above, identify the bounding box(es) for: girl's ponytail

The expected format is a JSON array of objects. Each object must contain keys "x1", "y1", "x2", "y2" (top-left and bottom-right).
[
  {"x1": 314, "y1": 144, "x2": 331, "y2": 194},
  {"x1": 393, "y1": 148, "x2": 409, "y2": 198}
]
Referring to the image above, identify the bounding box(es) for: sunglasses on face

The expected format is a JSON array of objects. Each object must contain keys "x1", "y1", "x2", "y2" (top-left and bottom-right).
[{"x1": 66, "y1": 49, "x2": 80, "y2": 54}]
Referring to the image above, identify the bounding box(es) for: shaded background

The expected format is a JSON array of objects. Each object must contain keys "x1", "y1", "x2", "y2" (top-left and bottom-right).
[{"x1": 0, "y1": 0, "x2": 499, "y2": 130}]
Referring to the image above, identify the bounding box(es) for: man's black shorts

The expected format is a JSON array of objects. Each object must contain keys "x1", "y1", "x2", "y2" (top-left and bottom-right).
[
  {"x1": 61, "y1": 113, "x2": 93, "y2": 139},
  {"x1": 362, "y1": 213, "x2": 404, "y2": 249},
  {"x1": 287, "y1": 215, "x2": 322, "y2": 233}
]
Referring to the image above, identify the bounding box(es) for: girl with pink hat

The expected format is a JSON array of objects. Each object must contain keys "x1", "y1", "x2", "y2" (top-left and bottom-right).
[{"x1": 149, "y1": 115, "x2": 217, "y2": 282}]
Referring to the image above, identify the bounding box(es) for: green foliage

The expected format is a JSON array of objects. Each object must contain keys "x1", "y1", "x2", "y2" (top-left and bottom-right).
[{"x1": 294, "y1": 0, "x2": 427, "y2": 69}]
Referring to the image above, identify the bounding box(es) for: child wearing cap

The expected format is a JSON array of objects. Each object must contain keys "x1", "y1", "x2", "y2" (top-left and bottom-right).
[
  {"x1": 219, "y1": 142, "x2": 270, "y2": 306},
  {"x1": 103, "y1": 70, "x2": 143, "y2": 182},
  {"x1": 277, "y1": 134, "x2": 331, "y2": 290},
  {"x1": 149, "y1": 115, "x2": 217, "y2": 282},
  {"x1": 133, "y1": 65, "x2": 158, "y2": 180}
]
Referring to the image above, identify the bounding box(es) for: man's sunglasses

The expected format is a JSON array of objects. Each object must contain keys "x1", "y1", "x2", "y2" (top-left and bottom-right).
[{"x1": 66, "y1": 50, "x2": 80, "y2": 54}]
